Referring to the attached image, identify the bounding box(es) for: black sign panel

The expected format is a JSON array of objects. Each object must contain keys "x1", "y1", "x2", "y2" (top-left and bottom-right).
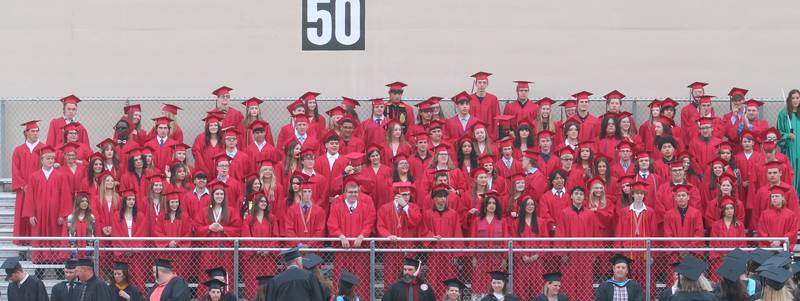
[{"x1": 302, "y1": 0, "x2": 365, "y2": 51}]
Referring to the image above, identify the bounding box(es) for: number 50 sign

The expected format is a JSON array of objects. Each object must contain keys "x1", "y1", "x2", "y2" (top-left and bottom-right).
[{"x1": 302, "y1": 0, "x2": 365, "y2": 51}]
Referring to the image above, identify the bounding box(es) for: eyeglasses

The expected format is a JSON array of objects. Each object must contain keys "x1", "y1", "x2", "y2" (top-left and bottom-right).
[{"x1": 389, "y1": 89, "x2": 404, "y2": 94}]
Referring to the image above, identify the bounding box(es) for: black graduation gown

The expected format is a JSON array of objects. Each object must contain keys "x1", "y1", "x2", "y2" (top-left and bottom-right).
[
  {"x1": 595, "y1": 280, "x2": 646, "y2": 301},
  {"x1": 146, "y1": 276, "x2": 191, "y2": 301},
  {"x1": 668, "y1": 291, "x2": 720, "y2": 301},
  {"x1": 109, "y1": 283, "x2": 144, "y2": 301},
  {"x1": 266, "y1": 266, "x2": 324, "y2": 301},
  {"x1": 382, "y1": 278, "x2": 436, "y2": 301},
  {"x1": 7, "y1": 275, "x2": 49, "y2": 301},
  {"x1": 479, "y1": 294, "x2": 522, "y2": 301},
  {"x1": 531, "y1": 293, "x2": 571, "y2": 301},
  {"x1": 79, "y1": 275, "x2": 114, "y2": 301},
  {"x1": 658, "y1": 287, "x2": 675, "y2": 301},
  {"x1": 223, "y1": 292, "x2": 237, "y2": 301},
  {"x1": 51, "y1": 280, "x2": 84, "y2": 301}
]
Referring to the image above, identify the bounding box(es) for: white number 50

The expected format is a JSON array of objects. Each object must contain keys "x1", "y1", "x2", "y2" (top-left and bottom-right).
[{"x1": 306, "y1": 0, "x2": 361, "y2": 46}]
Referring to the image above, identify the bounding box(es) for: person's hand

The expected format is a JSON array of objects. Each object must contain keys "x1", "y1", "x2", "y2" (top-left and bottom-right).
[
  {"x1": 523, "y1": 255, "x2": 532, "y2": 263},
  {"x1": 339, "y1": 235, "x2": 350, "y2": 248},
  {"x1": 468, "y1": 208, "x2": 479, "y2": 215},
  {"x1": 771, "y1": 241, "x2": 782, "y2": 247},
  {"x1": 510, "y1": 212, "x2": 518, "y2": 218},
  {"x1": 472, "y1": 257, "x2": 478, "y2": 268},
  {"x1": 54, "y1": 163, "x2": 61, "y2": 169},
  {"x1": 388, "y1": 235, "x2": 398, "y2": 241},
  {"x1": 29, "y1": 217, "x2": 37, "y2": 226},
  {"x1": 789, "y1": 133, "x2": 796, "y2": 140},
  {"x1": 164, "y1": 166, "x2": 171, "y2": 180},
  {"x1": 344, "y1": 166, "x2": 355, "y2": 174},
  {"x1": 57, "y1": 217, "x2": 65, "y2": 225},
  {"x1": 532, "y1": 254, "x2": 540, "y2": 261},
  {"x1": 169, "y1": 241, "x2": 177, "y2": 248},
  {"x1": 119, "y1": 289, "x2": 130, "y2": 300},
  {"x1": 433, "y1": 235, "x2": 442, "y2": 240},
  {"x1": 395, "y1": 195, "x2": 408, "y2": 207},
  {"x1": 102, "y1": 227, "x2": 112, "y2": 236},
  {"x1": 354, "y1": 235, "x2": 364, "y2": 248}
]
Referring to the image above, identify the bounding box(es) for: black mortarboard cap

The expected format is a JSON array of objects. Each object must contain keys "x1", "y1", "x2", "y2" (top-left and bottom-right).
[
  {"x1": 543, "y1": 272, "x2": 563, "y2": 282},
  {"x1": 443, "y1": 277, "x2": 465, "y2": 289},
  {"x1": 610, "y1": 254, "x2": 634, "y2": 266},
  {"x1": 203, "y1": 279, "x2": 227, "y2": 290},
  {"x1": 758, "y1": 251, "x2": 793, "y2": 271},
  {"x1": 761, "y1": 265, "x2": 792, "y2": 290},
  {"x1": 1, "y1": 257, "x2": 20, "y2": 279},
  {"x1": 303, "y1": 253, "x2": 323, "y2": 270},
  {"x1": 676, "y1": 255, "x2": 707, "y2": 281},
  {"x1": 751, "y1": 248, "x2": 774, "y2": 265},
  {"x1": 113, "y1": 261, "x2": 129, "y2": 270},
  {"x1": 256, "y1": 275, "x2": 273, "y2": 287},
  {"x1": 64, "y1": 259, "x2": 78, "y2": 270},
  {"x1": 724, "y1": 248, "x2": 751, "y2": 263},
  {"x1": 154, "y1": 258, "x2": 173, "y2": 269},
  {"x1": 489, "y1": 271, "x2": 510, "y2": 281},
  {"x1": 206, "y1": 267, "x2": 226, "y2": 278},
  {"x1": 76, "y1": 258, "x2": 94, "y2": 268},
  {"x1": 281, "y1": 247, "x2": 302, "y2": 262},
  {"x1": 403, "y1": 257, "x2": 420, "y2": 267},
  {"x1": 717, "y1": 256, "x2": 747, "y2": 282},
  {"x1": 340, "y1": 271, "x2": 360, "y2": 289}
]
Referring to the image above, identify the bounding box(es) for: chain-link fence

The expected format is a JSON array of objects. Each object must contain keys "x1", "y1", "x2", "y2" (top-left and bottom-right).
[
  {"x1": 0, "y1": 96, "x2": 788, "y2": 178},
  {"x1": 0, "y1": 236, "x2": 788, "y2": 301}
]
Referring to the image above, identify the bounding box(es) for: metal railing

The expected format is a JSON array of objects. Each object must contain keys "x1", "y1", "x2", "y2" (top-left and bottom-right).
[{"x1": 6, "y1": 236, "x2": 789, "y2": 301}]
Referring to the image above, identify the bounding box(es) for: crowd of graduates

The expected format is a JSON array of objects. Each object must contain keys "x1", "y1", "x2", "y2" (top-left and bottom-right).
[{"x1": 9, "y1": 72, "x2": 800, "y2": 300}]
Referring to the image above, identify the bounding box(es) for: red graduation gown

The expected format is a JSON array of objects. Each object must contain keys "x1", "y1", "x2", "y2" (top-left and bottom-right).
[
  {"x1": 422, "y1": 207, "x2": 463, "y2": 294},
  {"x1": 46, "y1": 117, "x2": 90, "y2": 148},
  {"x1": 750, "y1": 183, "x2": 800, "y2": 228},
  {"x1": 445, "y1": 115, "x2": 479, "y2": 141},
  {"x1": 662, "y1": 207, "x2": 704, "y2": 250},
  {"x1": 241, "y1": 214, "x2": 280, "y2": 299},
  {"x1": 153, "y1": 215, "x2": 193, "y2": 275},
  {"x1": 110, "y1": 212, "x2": 150, "y2": 289},
  {"x1": 556, "y1": 205, "x2": 599, "y2": 301},
  {"x1": 243, "y1": 141, "x2": 281, "y2": 164},
  {"x1": 339, "y1": 136, "x2": 365, "y2": 156},
  {"x1": 191, "y1": 134, "x2": 224, "y2": 176},
  {"x1": 757, "y1": 207, "x2": 798, "y2": 250},
  {"x1": 22, "y1": 168, "x2": 73, "y2": 262},
  {"x1": 376, "y1": 201, "x2": 424, "y2": 285},
  {"x1": 503, "y1": 99, "x2": 539, "y2": 127},
  {"x1": 469, "y1": 92, "x2": 501, "y2": 136},
  {"x1": 144, "y1": 137, "x2": 176, "y2": 172},
  {"x1": 11, "y1": 142, "x2": 43, "y2": 243},
  {"x1": 197, "y1": 210, "x2": 242, "y2": 281},
  {"x1": 283, "y1": 203, "x2": 326, "y2": 246},
  {"x1": 687, "y1": 136, "x2": 722, "y2": 176},
  {"x1": 327, "y1": 196, "x2": 375, "y2": 297}
]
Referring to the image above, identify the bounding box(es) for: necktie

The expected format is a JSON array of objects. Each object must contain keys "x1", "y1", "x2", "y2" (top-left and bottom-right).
[
  {"x1": 299, "y1": 136, "x2": 306, "y2": 144},
  {"x1": 349, "y1": 205, "x2": 355, "y2": 214},
  {"x1": 641, "y1": 173, "x2": 647, "y2": 180},
  {"x1": 303, "y1": 205, "x2": 309, "y2": 214},
  {"x1": 68, "y1": 282, "x2": 73, "y2": 295},
  {"x1": 556, "y1": 190, "x2": 563, "y2": 198},
  {"x1": 159, "y1": 139, "x2": 164, "y2": 146},
  {"x1": 376, "y1": 118, "x2": 382, "y2": 125},
  {"x1": 408, "y1": 284, "x2": 414, "y2": 301}
]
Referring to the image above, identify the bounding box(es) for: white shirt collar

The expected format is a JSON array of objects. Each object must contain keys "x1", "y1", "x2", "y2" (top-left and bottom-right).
[
  {"x1": 25, "y1": 140, "x2": 40, "y2": 152},
  {"x1": 327, "y1": 152, "x2": 339, "y2": 160},
  {"x1": 346, "y1": 200, "x2": 358, "y2": 210},
  {"x1": 629, "y1": 202, "x2": 646, "y2": 215},
  {"x1": 18, "y1": 273, "x2": 29, "y2": 286},
  {"x1": 255, "y1": 140, "x2": 266, "y2": 151},
  {"x1": 552, "y1": 187, "x2": 564, "y2": 195},
  {"x1": 42, "y1": 167, "x2": 53, "y2": 179}
]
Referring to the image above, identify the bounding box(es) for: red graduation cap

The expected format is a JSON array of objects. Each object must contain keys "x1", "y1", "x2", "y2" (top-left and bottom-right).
[
  {"x1": 537, "y1": 130, "x2": 555, "y2": 140},
  {"x1": 514, "y1": 80, "x2": 533, "y2": 90},
  {"x1": 470, "y1": 120, "x2": 488, "y2": 132},
  {"x1": 657, "y1": 116, "x2": 674, "y2": 127},
  {"x1": 203, "y1": 111, "x2": 225, "y2": 124},
  {"x1": 618, "y1": 175, "x2": 635, "y2": 186},
  {"x1": 428, "y1": 119, "x2": 445, "y2": 130},
  {"x1": 126, "y1": 147, "x2": 142, "y2": 158},
  {"x1": 635, "y1": 151, "x2": 651, "y2": 160},
  {"x1": 586, "y1": 176, "x2": 606, "y2": 188},
  {"x1": 369, "y1": 98, "x2": 384, "y2": 107},
  {"x1": 301, "y1": 91, "x2": 320, "y2": 102},
  {"x1": 451, "y1": 91, "x2": 471, "y2": 104},
  {"x1": 89, "y1": 152, "x2": 104, "y2": 162},
  {"x1": 120, "y1": 189, "x2": 136, "y2": 198},
  {"x1": 346, "y1": 152, "x2": 366, "y2": 165},
  {"x1": 432, "y1": 183, "x2": 451, "y2": 192},
  {"x1": 478, "y1": 154, "x2": 495, "y2": 165},
  {"x1": 559, "y1": 99, "x2": 577, "y2": 109},
  {"x1": 340, "y1": 97, "x2": 360, "y2": 108},
  {"x1": 294, "y1": 114, "x2": 310, "y2": 124},
  {"x1": 61, "y1": 95, "x2": 81, "y2": 105},
  {"x1": 337, "y1": 115, "x2": 358, "y2": 127},
  {"x1": 170, "y1": 143, "x2": 191, "y2": 152},
  {"x1": 698, "y1": 95, "x2": 714, "y2": 104},
  {"x1": 603, "y1": 90, "x2": 625, "y2": 101},
  {"x1": 660, "y1": 98, "x2": 678, "y2": 108},
  {"x1": 412, "y1": 132, "x2": 430, "y2": 143},
  {"x1": 20, "y1": 120, "x2": 40, "y2": 130},
  {"x1": 564, "y1": 115, "x2": 582, "y2": 125},
  {"x1": 719, "y1": 196, "x2": 735, "y2": 208},
  {"x1": 416, "y1": 96, "x2": 442, "y2": 110},
  {"x1": 366, "y1": 143, "x2": 383, "y2": 156},
  {"x1": 763, "y1": 127, "x2": 781, "y2": 141},
  {"x1": 498, "y1": 137, "x2": 514, "y2": 149},
  {"x1": 299, "y1": 145, "x2": 316, "y2": 157},
  {"x1": 765, "y1": 161, "x2": 783, "y2": 170},
  {"x1": 572, "y1": 91, "x2": 593, "y2": 100},
  {"x1": 123, "y1": 104, "x2": 141, "y2": 114},
  {"x1": 386, "y1": 81, "x2": 407, "y2": 91},
  {"x1": 213, "y1": 153, "x2": 232, "y2": 164},
  {"x1": 249, "y1": 120, "x2": 270, "y2": 131},
  {"x1": 523, "y1": 149, "x2": 540, "y2": 160},
  {"x1": 62, "y1": 122, "x2": 83, "y2": 133},
  {"x1": 165, "y1": 190, "x2": 182, "y2": 201},
  {"x1": 716, "y1": 141, "x2": 735, "y2": 151},
  {"x1": 647, "y1": 99, "x2": 662, "y2": 108},
  {"x1": 392, "y1": 182, "x2": 414, "y2": 193},
  {"x1": 631, "y1": 181, "x2": 648, "y2": 192},
  {"x1": 616, "y1": 140, "x2": 634, "y2": 151},
  {"x1": 676, "y1": 151, "x2": 692, "y2": 160},
  {"x1": 672, "y1": 184, "x2": 692, "y2": 193},
  {"x1": 325, "y1": 106, "x2": 346, "y2": 117},
  {"x1": 536, "y1": 97, "x2": 555, "y2": 107},
  {"x1": 471, "y1": 71, "x2": 492, "y2": 81},
  {"x1": 482, "y1": 190, "x2": 501, "y2": 199},
  {"x1": 208, "y1": 180, "x2": 229, "y2": 191},
  {"x1": 60, "y1": 142, "x2": 80, "y2": 154},
  {"x1": 697, "y1": 117, "x2": 715, "y2": 126},
  {"x1": 717, "y1": 172, "x2": 737, "y2": 185},
  {"x1": 342, "y1": 175, "x2": 360, "y2": 188},
  {"x1": 769, "y1": 185, "x2": 789, "y2": 196},
  {"x1": 241, "y1": 97, "x2": 263, "y2": 108},
  {"x1": 728, "y1": 87, "x2": 748, "y2": 97},
  {"x1": 687, "y1": 82, "x2": 708, "y2": 89},
  {"x1": 594, "y1": 153, "x2": 610, "y2": 163},
  {"x1": 762, "y1": 140, "x2": 778, "y2": 151},
  {"x1": 140, "y1": 146, "x2": 155, "y2": 155},
  {"x1": 146, "y1": 173, "x2": 165, "y2": 183},
  {"x1": 286, "y1": 98, "x2": 305, "y2": 113},
  {"x1": 509, "y1": 172, "x2": 525, "y2": 183},
  {"x1": 578, "y1": 141, "x2": 595, "y2": 152},
  {"x1": 162, "y1": 103, "x2": 182, "y2": 115},
  {"x1": 669, "y1": 161, "x2": 684, "y2": 169},
  {"x1": 152, "y1": 116, "x2": 172, "y2": 126},
  {"x1": 557, "y1": 147, "x2": 575, "y2": 158},
  {"x1": 471, "y1": 167, "x2": 489, "y2": 178},
  {"x1": 709, "y1": 157, "x2": 728, "y2": 167},
  {"x1": 744, "y1": 99, "x2": 764, "y2": 108},
  {"x1": 600, "y1": 112, "x2": 619, "y2": 120},
  {"x1": 495, "y1": 115, "x2": 516, "y2": 127},
  {"x1": 457, "y1": 134, "x2": 475, "y2": 146},
  {"x1": 433, "y1": 143, "x2": 451, "y2": 154},
  {"x1": 618, "y1": 111, "x2": 633, "y2": 120},
  {"x1": 394, "y1": 152, "x2": 409, "y2": 163},
  {"x1": 212, "y1": 86, "x2": 233, "y2": 97},
  {"x1": 741, "y1": 129, "x2": 756, "y2": 140}
]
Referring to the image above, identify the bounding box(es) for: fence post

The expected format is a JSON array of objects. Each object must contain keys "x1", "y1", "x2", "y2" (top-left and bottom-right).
[
  {"x1": 93, "y1": 238, "x2": 100, "y2": 276},
  {"x1": 645, "y1": 239, "x2": 652, "y2": 301},
  {"x1": 631, "y1": 98, "x2": 638, "y2": 125},
  {"x1": 370, "y1": 240, "x2": 376, "y2": 301},
  {"x1": 233, "y1": 239, "x2": 240, "y2": 301},
  {"x1": 0, "y1": 99, "x2": 5, "y2": 178},
  {"x1": 507, "y1": 240, "x2": 514, "y2": 294}
]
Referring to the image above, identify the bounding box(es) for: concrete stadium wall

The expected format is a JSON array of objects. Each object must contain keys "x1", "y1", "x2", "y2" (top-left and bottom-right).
[{"x1": 0, "y1": 0, "x2": 799, "y2": 98}]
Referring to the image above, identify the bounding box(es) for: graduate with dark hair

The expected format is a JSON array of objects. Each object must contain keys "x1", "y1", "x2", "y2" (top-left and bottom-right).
[
  {"x1": 595, "y1": 254, "x2": 645, "y2": 301},
  {"x1": 383, "y1": 258, "x2": 436, "y2": 301},
  {"x1": 3, "y1": 257, "x2": 48, "y2": 301}
]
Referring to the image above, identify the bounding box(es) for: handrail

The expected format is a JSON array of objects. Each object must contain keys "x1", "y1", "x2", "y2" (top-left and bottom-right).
[
  {"x1": 0, "y1": 96, "x2": 788, "y2": 102},
  {"x1": 14, "y1": 236, "x2": 789, "y2": 242}
]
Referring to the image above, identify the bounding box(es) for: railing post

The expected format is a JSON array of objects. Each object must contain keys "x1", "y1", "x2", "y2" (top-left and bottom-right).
[
  {"x1": 0, "y1": 99, "x2": 6, "y2": 178},
  {"x1": 233, "y1": 240, "x2": 240, "y2": 301},
  {"x1": 631, "y1": 97, "x2": 638, "y2": 125},
  {"x1": 646, "y1": 239, "x2": 652, "y2": 301},
  {"x1": 93, "y1": 238, "x2": 100, "y2": 276},
  {"x1": 507, "y1": 240, "x2": 514, "y2": 294},
  {"x1": 370, "y1": 240, "x2": 376, "y2": 301}
]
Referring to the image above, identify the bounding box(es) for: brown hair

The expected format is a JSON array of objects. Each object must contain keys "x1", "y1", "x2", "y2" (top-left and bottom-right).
[{"x1": 786, "y1": 89, "x2": 800, "y2": 115}]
